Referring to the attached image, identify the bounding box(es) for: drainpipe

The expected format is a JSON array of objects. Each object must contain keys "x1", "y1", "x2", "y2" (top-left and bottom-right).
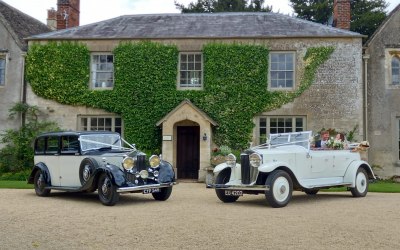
[
  {"x1": 362, "y1": 53, "x2": 370, "y2": 141},
  {"x1": 21, "y1": 52, "x2": 27, "y2": 127}
]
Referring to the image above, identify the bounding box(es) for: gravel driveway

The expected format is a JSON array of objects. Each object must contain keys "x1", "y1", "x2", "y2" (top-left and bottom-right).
[{"x1": 1, "y1": 182, "x2": 400, "y2": 250}]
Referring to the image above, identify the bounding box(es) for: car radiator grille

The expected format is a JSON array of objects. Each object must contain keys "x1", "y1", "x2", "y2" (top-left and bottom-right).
[{"x1": 240, "y1": 154, "x2": 258, "y2": 184}]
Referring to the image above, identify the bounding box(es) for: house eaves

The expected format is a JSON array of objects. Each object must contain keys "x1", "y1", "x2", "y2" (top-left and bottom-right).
[{"x1": 156, "y1": 99, "x2": 218, "y2": 127}]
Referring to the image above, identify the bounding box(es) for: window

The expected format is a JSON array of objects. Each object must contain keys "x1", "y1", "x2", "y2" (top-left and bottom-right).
[
  {"x1": 392, "y1": 56, "x2": 400, "y2": 85},
  {"x1": 269, "y1": 52, "x2": 295, "y2": 89},
  {"x1": 46, "y1": 137, "x2": 59, "y2": 154},
  {"x1": 61, "y1": 136, "x2": 79, "y2": 154},
  {"x1": 79, "y1": 116, "x2": 122, "y2": 135},
  {"x1": 179, "y1": 52, "x2": 203, "y2": 89},
  {"x1": 91, "y1": 54, "x2": 114, "y2": 89},
  {"x1": 398, "y1": 119, "x2": 400, "y2": 160},
  {"x1": 258, "y1": 116, "x2": 306, "y2": 144},
  {"x1": 0, "y1": 56, "x2": 5, "y2": 86}
]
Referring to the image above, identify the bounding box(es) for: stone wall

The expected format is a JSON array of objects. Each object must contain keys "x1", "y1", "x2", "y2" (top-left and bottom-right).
[
  {"x1": 365, "y1": 8, "x2": 400, "y2": 178},
  {"x1": 0, "y1": 22, "x2": 24, "y2": 147}
]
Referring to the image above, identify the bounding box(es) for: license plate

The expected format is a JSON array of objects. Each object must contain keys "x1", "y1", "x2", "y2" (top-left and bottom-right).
[
  {"x1": 224, "y1": 190, "x2": 243, "y2": 196},
  {"x1": 143, "y1": 188, "x2": 160, "y2": 194}
]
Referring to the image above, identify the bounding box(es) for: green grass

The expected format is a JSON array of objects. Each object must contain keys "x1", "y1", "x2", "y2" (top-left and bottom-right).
[
  {"x1": 0, "y1": 181, "x2": 33, "y2": 189},
  {"x1": 320, "y1": 180, "x2": 400, "y2": 193}
]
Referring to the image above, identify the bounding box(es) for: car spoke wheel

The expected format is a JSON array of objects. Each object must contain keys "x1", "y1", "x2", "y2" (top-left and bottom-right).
[
  {"x1": 350, "y1": 168, "x2": 368, "y2": 197},
  {"x1": 33, "y1": 170, "x2": 51, "y2": 197},
  {"x1": 152, "y1": 187, "x2": 173, "y2": 201},
  {"x1": 98, "y1": 173, "x2": 119, "y2": 206},
  {"x1": 265, "y1": 170, "x2": 293, "y2": 208},
  {"x1": 215, "y1": 169, "x2": 239, "y2": 203}
]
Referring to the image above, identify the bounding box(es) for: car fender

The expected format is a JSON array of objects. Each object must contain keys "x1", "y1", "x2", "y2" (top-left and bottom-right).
[
  {"x1": 158, "y1": 160, "x2": 175, "y2": 183},
  {"x1": 343, "y1": 160, "x2": 375, "y2": 187},
  {"x1": 213, "y1": 162, "x2": 240, "y2": 173},
  {"x1": 27, "y1": 162, "x2": 51, "y2": 185},
  {"x1": 88, "y1": 163, "x2": 125, "y2": 188},
  {"x1": 258, "y1": 161, "x2": 290, "y2": 173}
]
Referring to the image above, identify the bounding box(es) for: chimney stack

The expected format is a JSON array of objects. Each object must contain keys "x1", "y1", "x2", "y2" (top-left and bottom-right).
[
  {"x1": 47, "y1": 0, "x2": 80, "y2": 30},
  {"x1": 47, "y1": 8, "x2": 57, "y2": 30},
  {"x1": 333, "y1": 0, "x2": 351, "y2": 30}
]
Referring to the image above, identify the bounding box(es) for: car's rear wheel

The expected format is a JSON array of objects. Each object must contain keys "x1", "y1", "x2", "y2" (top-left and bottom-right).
[
  {"x1": 265, "y1": 170, "x2": 293, "y2": 208},
  {"x1": 98, "y1": 173, "x2": 119, "y2": 206},
  {"x1": 350, "y1": 168, "x2": 369, "y2": 197},
  {"x1": 33, "y1": 170, "x2": 51, "y2": 197},
  {"x1": 152, "y1": 187, "x2": 173, "y2": 201},
  {"x1": 215, "y1": 169, "x2": 239, "y2": 203},
  {"x1": 304, "y1": 188, "x2": 319, "y2": 195}
]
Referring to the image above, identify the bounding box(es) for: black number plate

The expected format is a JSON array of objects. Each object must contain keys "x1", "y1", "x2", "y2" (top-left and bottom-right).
[
  {"x1": 224, "y1": 190, "x2": 243, "y2": 196},
  {"x1": 143, "y1": 188, "x2": 160, "y2": 194}
]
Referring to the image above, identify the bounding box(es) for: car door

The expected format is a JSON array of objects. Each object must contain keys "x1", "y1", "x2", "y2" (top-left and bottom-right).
[
  {"x1": 44, "y1": 136, "x2": 62, "y2": 187},
  {"x1": 58, "y1": 135, "x2": 84, "y2": 187},
  {"x1": 308, "y1": 150, "x2": 335, "y2": 178}
]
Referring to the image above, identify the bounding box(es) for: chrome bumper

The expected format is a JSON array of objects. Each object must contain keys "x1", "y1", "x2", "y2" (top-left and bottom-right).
[{"x1": 117, "y1": 182, "x2": 176, "y2": 193}]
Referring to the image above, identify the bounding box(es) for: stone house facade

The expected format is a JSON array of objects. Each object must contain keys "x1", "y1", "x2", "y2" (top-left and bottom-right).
[
  {"x1": 364, "y1": 4, "x2": 400, "y2": 178},
  {"x1": 0, "y1": 1, "x2": 50, "y2": 142},
  {"x1": 25, "y1": 2, "x2": 366, "y2": 181}
]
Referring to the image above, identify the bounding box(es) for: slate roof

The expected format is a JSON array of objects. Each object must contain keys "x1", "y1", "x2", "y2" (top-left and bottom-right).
[
  {"x1": 28, "y1": 12, "x2": 363, "y2": 40},
  {"x1": 364, "y1": 3, "x2": 400, "y2": 47},
  {"x1": 0, "y1": 0, "x2": 51, "y2": 51}
]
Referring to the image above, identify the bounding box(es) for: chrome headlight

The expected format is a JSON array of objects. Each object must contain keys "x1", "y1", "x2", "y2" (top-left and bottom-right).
[
  {"x1": 149, "y1": 155, "x2": 160, "y2": 168},
  {"x1": 123, "y1": 157, "x2": 135, "y2": 170},
  {"x1": 139, "y1": 170, "x2": 149, "y2": 179},
  {"x1": 225, "y1": 153, "x2": 236, "y2": 168},
  {"x1": 249, "y1": 153, "x2": 262, "y2": 167}
]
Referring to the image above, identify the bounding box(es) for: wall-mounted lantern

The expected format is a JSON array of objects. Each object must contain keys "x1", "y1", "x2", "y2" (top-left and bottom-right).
[{"x1": 202, "y1": 133, "x2": 207, "y2": 141}]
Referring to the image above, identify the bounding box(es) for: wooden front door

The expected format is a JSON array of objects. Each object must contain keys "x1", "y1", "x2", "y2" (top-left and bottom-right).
[{"x1": 177, "y1": 126, "x2": 200, "y2": 179}]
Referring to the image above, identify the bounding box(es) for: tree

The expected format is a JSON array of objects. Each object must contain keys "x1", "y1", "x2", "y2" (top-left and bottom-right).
[
  {"x1": 290, "y1": 0, "x2": 388, "y2": 40},
  {"x1": 0, "y1": 103, "x2": 59, "y2": 174},
  {"x1": 175, "y1": 0, "x2": 272, "y2": 13}
]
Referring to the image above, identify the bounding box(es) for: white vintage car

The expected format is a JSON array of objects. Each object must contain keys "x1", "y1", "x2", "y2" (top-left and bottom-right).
[{"x1": 208, "y1": 131, "x2": 375, "y2": 208}]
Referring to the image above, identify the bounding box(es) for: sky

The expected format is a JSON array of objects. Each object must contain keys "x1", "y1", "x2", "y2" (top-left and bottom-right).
[{"x1": 2, "y1": 0, "x2": 400, "y2": 26}]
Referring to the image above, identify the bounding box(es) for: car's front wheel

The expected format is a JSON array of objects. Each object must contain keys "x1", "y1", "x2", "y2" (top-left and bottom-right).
[
  {"x1": 33, "y1": 170, "x2": 51, "y2": 197},
  {"x1": 152, "y1": 187, "x2": 172, "y2": 201},
  {"x1": 215, "y1": 169, "x2": 239, "y2": 203},
  {"x1": 97, "y1": 173, "x2": 119, "y2": 206},
  {"x1": 265, "y1": 170, "x2": 293, "y2": 208},
  {"x1": 350, "y1": 168, "x2": 369, "y2": 197}
]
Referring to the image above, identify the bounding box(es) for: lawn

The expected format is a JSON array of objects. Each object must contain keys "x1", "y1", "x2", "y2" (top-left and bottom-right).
[{"x1": 0, "y1": 181, "x2": 33, "y2": 189}]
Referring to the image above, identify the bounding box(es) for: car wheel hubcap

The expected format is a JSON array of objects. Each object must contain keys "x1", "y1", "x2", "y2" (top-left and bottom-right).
[
  {"x1": 83, "y1": 165, "x2": 91, "y2": 182},
  {"x1": 273, "y1": 177, "x2": 289, "y2": 202},
  {"x1": 356, "y1": 172, "x2": 367, "y2": 193},
  {"x1": 101, "y1": 178, "x2": 110, "y2": 195}
]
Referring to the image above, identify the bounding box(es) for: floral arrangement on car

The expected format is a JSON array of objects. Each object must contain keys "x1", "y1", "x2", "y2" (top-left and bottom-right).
[
  {"x1": 325, "y1": 137, "x2": 345, "y2": 150},
  {"x1": 211, "y1": 145, "x2": 232, "y2": 166}
]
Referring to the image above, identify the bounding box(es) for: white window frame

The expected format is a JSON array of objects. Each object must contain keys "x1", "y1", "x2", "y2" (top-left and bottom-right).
[
  {"x1": 269, "y1": 52, "x2": 295, "y2": 90},
  {"x1": 0, "y1": 53, "x2": 6, "y2": 87},
  {"x1": 90, "y1": 53, "x2": 114, "y2": 90},
  {"x1": 78, "y1": 115, "x2": 123, "y2": 136},
  {"x1": 257, "y1": 116, "x2": 306, "y2": 144},
  {"x1": 391, "y1": 55, "x2": 400, "y2": 86},
  {"x1": 178, "y1": 52, "x2": 203, "y2": 90}
]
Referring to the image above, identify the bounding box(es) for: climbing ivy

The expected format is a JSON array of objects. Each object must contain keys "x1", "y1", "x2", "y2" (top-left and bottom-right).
[{"x1": 26, "y1": 41, "x2": 334, "y2": 151}]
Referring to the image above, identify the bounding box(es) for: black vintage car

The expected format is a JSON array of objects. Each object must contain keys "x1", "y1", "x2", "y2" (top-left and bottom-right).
[{"x1": 28, "y1": 131, "x2": 176, "y2": 206}]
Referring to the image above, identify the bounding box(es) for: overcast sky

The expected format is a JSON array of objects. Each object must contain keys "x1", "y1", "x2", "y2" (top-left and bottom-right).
[{"x1": 2, "y1": 0, "x2": 400, "y2": 26}]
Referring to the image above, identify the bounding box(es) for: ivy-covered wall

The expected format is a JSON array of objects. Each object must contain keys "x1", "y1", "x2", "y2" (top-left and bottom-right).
[{"x1": 26, "y1": 41, "x2": 333, "y2": 150}]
